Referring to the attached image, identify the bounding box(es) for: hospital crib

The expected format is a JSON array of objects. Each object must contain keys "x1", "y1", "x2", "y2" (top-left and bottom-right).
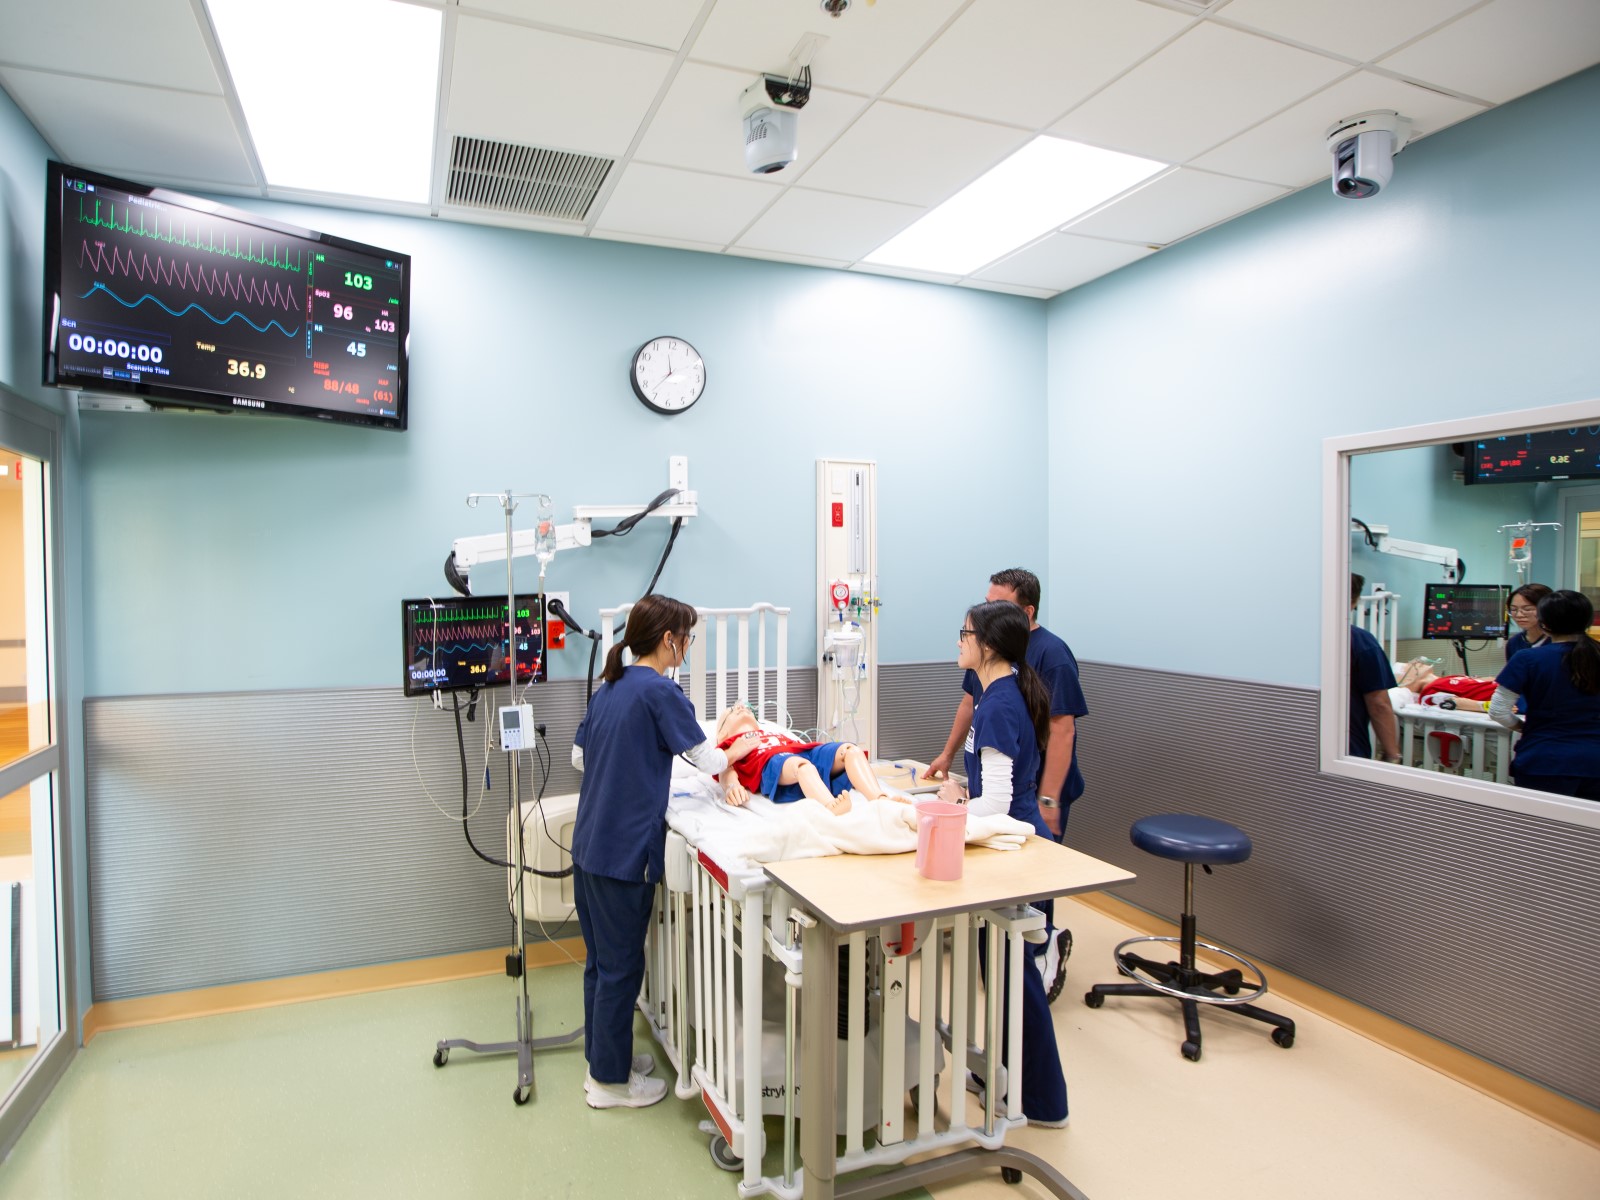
[{"x1": 639, "y1": 829, "x2": 1043, "y2": 1197}]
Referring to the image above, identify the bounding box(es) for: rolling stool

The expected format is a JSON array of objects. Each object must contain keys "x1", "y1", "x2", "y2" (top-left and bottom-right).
[{"x1": 1085, "y1": 814, "x2": 1295, "y2": 1061}]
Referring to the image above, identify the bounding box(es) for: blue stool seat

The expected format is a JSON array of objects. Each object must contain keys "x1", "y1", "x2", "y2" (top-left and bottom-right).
[{"x1": 1131, "y1": 814, "x2": 1252, "y2": 865}]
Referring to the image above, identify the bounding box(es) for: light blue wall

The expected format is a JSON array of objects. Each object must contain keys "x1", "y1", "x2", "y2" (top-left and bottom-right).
[
  {"x1": 76, "y1": 204, "x2": 1047, "y2": 694},
  {"x1": 1045, "y1": 66, "x2": 1600, "y2": 688}
]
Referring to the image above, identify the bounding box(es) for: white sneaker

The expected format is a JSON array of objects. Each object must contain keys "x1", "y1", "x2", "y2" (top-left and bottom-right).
[
  {"x1": 1040, "y1": 929, "x2": 1073, "y2": 1004},
  {"x1": 964, "y1": 1064, "x2": 1008, "y2": 1099},
  {"x1": 631, "y1": 1053, "x2": 656, "y2": 1077},
  {"x1": 585, "y1": 1069, "x2": 668, "y2": 1109}
]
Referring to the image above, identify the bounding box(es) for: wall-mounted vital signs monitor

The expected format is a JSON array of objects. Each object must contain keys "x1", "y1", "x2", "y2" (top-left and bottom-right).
[
  {"x1": 402, "y1": 596, "x2": 547, "y2": 697},
  {"x1": 44, "y1": 160, "x2": 409, "y2": 430},
  {"x1": 1464, "y1": 427, "x2": 1600, "y2": 484},
  {"x1": 1422, "y1": 585, "x2": 1509, "y2": 640}
]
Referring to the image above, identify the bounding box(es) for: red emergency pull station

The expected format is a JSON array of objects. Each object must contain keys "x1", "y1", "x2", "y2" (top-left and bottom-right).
[{"x1": 831, "y1": 502, "x2": 844, "y2": 528}]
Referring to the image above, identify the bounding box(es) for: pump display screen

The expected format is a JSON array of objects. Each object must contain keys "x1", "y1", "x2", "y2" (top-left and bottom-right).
[
  {"x1": 1422, "y1": 585, "x2": 1509, "y2": 639},
  {"x1": 401, "y1": 595, "x2": 547, "y2": 696}
]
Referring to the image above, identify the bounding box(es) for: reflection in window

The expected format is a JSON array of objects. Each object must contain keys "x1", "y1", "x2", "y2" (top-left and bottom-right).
[{"x1": 0, "y1": 448, "x2": 50, "y2": 766}]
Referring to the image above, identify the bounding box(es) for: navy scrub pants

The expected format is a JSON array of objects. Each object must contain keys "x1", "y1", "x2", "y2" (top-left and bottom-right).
[
  {"x1": 573, "y1": 865, "x2": 656, "y2": 1085},
  {"x1": 978, "y1": 931, "x2": 1068, "y2": 1123}
]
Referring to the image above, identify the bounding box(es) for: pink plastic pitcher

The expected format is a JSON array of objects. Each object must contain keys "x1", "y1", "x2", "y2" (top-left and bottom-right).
[{"x1": 914, "y1": 800, "x2": 967, "y2": 881}]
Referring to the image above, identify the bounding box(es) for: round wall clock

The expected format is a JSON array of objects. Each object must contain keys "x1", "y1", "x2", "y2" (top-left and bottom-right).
[{"x1": 630, "y1": 336, "x2": 705, "y2": 414}]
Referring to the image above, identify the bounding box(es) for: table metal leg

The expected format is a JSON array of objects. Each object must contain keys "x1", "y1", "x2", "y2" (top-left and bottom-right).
[{"x1": 800, "y1": 912, "x2": 840, "y2": 1199}]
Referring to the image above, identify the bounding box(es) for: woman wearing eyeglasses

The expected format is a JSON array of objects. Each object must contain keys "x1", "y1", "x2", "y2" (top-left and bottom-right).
[
  {"x1": 1505, "y1": 583, "x2": 1554, "y2": 662},
  {"x1": 1490, "y1": 589, "x2": 1600, "y2": 802},
  {"x1": 569, "y1": 593, "x2": 760, "y2": 1109},
  {"x1": 937, "y1": 600, "x2": 1067, "y2": 1127}
]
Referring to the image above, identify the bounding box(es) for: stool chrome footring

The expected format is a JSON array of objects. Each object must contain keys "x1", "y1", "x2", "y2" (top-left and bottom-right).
[{"x1": 1111, "y1": 934, "x2": 1269, "y2": 1006}]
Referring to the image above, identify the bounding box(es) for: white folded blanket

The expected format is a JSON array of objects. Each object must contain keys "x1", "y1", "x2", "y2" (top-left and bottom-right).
[{"x1": 666, "y1": 773, "x2": 1036, "y2": 872}]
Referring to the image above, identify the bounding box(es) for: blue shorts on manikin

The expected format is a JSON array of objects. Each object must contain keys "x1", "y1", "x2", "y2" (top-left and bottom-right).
[
  {"x1": 761, "y1": 742, "x2": 852, "y2": 802},
  {"x1": 573, "y1": 867, "x2": 656, "y2": 1084}
]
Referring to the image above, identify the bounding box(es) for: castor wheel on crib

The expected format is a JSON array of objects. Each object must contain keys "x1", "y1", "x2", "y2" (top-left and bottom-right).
[
  {"x1": 512, "y1": 1084, "x2": 530, "y2": 1106},
  {"x1": 1002, "y1": 1167, "x2": 1023, "y2": 1184},
  {"x1": 1083, "y1": 990, "x2": 1104, "y2": 1008},
  {"x1": 1181, "y1": 1039, "x2": 1201, "y2": 1062},
  {"x1": 708, "y1": 1134, "x2": 742, "y2": 1172},
  {"x1": 432, "y1": 1047, "x2": 448, "y2": 1067},
  {"x1": 1272, "y1": 1027, "x2": 1295, "y2": 1049}
]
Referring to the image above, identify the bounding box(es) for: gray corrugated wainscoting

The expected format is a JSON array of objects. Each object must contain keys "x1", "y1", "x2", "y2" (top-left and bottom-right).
[
  {"x1": 86, "y1": 675, "x2": 815, "y2": 1003},
  {"x1": 87, "y1": 662, "x2": 1596, "y2": 1112}
]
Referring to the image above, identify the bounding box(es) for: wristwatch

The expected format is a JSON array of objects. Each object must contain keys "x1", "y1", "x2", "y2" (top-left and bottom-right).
[{"x1": 1039, "y1": 796, "x2": 1059, "y2": 809}]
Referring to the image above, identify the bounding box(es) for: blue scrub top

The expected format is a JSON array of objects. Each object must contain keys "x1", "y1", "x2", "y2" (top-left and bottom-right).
[
  {"x1": 1349, "y1": 625, "x2": 1397, "y2": 759},
  {"x1": 963, "y1": 623, "x2": 1088, "y2": 801},
  {"x1": 572, "y1": 665, "x2": 706, "y2": 883},
  {"x1": 1504, "y1": 630, "x2": 1545, "y2": 662},
  {"x1": 964, "y1": 674, "x2": 1048, "y2": 838},
  {"x1": 1496, "y1": 642, "x2": 1600, "y2": 780}
]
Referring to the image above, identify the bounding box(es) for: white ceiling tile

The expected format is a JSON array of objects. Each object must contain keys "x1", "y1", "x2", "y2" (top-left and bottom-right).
[
  {"x1": 690, "y1": 0, "x2": 967, "y2": 94},
  {"x1": 633, "y1": 63, "x2": 870, "y2": 180},
  {"x1": 848, "y1": 262, "x2": 963, "y2": 286},
  {"x1": 447, "y1": 18, "x2": 672, "y2": 155},
  {"x1": 460, "y1": 0, "x2": 707, "y2": 50},
  {"x1": 1219, "y1": 0, "x2": 1482, "y2": 63},
  {"x1": 974, "y1": 232, "x2": 1153, "y2": 292},
  {"x1": 592, "y1": 163, "x2": 779, "y2": 245},
  {"x1": 588, "y1": 229, "x2": 729, "y2": 254},
  {"x1": 0, "y1": 0, "x2": 221, "y2": 93},
  {"x1": 886, "y1": 0, "x2": 1192, "y2": 127},
  {"x1": 796, "y1": 103, "x2": 1029, "y2": 206},
  {"x1": 725, "y1": 246, "x2": 852, "y2": 270},
  {"x1": 735, "y1": 188, "x2": 923, "y2": 261},
  {"x1": 1050, "y1": 22, "x2": 1351, "y2": 162},
  {"x1": 1065, "y1": 168, "x2": 1288, "y2": 244},
  {"x1": 0, "y1": 70, "x2": 255, "y2": 186},
  {"x1": 1377, "y1": 0, "x2": 1600, "y2": 104},
  {"x1": 1193, "y1": 70, "x2": 1489, "y2": 186}
]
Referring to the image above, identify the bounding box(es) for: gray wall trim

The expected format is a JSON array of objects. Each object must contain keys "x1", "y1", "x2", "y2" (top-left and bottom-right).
[
  {"x1": 85, "y1": 662, "x2": 1596, "y2": 1110},
  {"x1": 85, "y1": 674, "x2": 816, "y2": 1002}
]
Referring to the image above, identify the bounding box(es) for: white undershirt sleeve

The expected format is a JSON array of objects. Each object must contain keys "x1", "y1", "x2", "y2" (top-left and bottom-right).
[
  {"x1": 682, "y1": 740, "x2": 730, "y2": 775},
  {"x1": 1487, "y1": 686, "x2": 1523, "y2": 731},
  {"x1": 967, "y1": 747, "x2": 1015, "y2": 818}
]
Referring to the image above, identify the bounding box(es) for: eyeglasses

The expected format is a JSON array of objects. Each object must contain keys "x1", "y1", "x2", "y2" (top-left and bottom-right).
[
  {"x1": 958, "y1": 628, "x2": 976, "y2": 640},
  {"x1": 1508, "y1": 606, "x2": 1538, "y2": 616}
]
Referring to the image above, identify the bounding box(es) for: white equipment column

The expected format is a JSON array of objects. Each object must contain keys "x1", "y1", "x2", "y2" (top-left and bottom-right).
[{"x1": 816, "y1": 459, "x2": 877, "y2": 752}]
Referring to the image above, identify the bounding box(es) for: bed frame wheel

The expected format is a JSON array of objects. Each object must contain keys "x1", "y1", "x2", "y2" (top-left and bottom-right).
[
  {"x1": 1002, "y1": 1166, "x2": 1023, "y2": 1184},
  {"x1": 432, "y1": 1048, "x2": 448, "y2": 1067},
  {"x1": 709, "y1": 1134, "x2": 742, "y2": 1172},
  {"x1": 513, "y1": 1085, "x2": 530, "y2": 1106}
]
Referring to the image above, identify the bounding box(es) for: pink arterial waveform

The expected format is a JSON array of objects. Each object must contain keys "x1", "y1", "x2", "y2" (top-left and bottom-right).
[{"x1": 78, "y1": 240, "x2": 302, "y2": 312}]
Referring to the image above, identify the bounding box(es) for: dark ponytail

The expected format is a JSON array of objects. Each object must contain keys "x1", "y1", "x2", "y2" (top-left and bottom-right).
[
  {"x1": 601, "y1": 593, "x2": 698, "y2": 684},
  {"x1": 1537, "y1": 590, "x2": 1600, "y2": 695},
  {"x1": 966, "y1": 600, "x2": 1050, "y2": 753}
]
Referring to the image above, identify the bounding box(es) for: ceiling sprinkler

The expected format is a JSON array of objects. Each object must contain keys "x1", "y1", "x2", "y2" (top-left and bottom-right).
[{"x1": 821, "y1": 0, "x2": 849, "y2": 15}]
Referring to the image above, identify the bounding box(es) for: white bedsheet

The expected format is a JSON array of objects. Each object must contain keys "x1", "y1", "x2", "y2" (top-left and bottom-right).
[{"x1": 667, "y1": 772, "x2": 1036, "y2": 873}]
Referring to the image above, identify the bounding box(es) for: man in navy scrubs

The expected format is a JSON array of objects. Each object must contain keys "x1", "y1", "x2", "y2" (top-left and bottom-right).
[{"x1": 1350, "y1": 574, "x2": 1401, "y2": 762}]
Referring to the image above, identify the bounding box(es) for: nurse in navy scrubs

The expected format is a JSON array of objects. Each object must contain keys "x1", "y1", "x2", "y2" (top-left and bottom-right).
[
  {"x1": 937, "y1": 600, "x2": 1068, "y2": 1126},
  {"x1": 570, "y1": 593, "x2": 758, "y2": 1108},
  {"x1": 1490, "y1": 589, "x2": 1600, "y2": 802},
  {"x1": 1504, "y1": 583, "x2": 1553, "y2": 661}
]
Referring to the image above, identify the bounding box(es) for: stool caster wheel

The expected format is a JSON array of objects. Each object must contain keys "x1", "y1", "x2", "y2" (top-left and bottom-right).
[
  {"x1": 513, "y1": 1085, "x2": 530, "y2": 1105},
  {"x1": 1084, "y1": 990, "x2": 1104, "y2": 1008},
  {"x1": 1272, "y1": 1028, "x2": 1295, "y2": 1049},
  {"x1": 709, "y1": 1135, "x2": 742, "y2": 1172},
  {"x1": 1002, "y1": 1166, "x2": 1023, "y2": 1184},
  {"x1": 432, "y1": 1048, "x2": 448, "y2": 1067},
  {"x1": 1181, "y1": 1040, "x2": 1201, "y2": 1062}
]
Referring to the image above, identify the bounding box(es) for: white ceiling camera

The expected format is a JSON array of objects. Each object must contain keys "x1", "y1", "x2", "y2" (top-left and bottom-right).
[
  {"x1": 1326, "y1": 110, "x2": 1413, "y2": 199},
  {"x1": 741, "y1": 74, "x2": 811, "y2": 175}
]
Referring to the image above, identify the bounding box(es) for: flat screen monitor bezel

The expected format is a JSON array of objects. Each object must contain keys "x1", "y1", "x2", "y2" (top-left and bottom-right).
[
  {"x1": 42, "y1": 159, "x2": 410, "y2": 431},
  {"x1": 1421, "y1": 584, "x2": 1510, "y2": 640},
  {"x1": 401, "y1": 594, "x2": 548, "y2": 698}
]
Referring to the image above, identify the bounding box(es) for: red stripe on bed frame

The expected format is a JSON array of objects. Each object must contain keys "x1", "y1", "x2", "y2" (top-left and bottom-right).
[
  {"x1": 697, "y1": 849, "x2": 730, "y2": 893},
  {"x1": 703, "y1": 1090, "x2": 734, "y2": 1143}
]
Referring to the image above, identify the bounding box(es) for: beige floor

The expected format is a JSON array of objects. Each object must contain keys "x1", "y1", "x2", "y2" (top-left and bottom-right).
[{"x1": 1, "y1": 898, "x2": 1594, "y2": 1199}]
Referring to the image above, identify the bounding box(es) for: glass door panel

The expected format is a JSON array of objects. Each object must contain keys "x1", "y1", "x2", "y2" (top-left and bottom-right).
[{"x1": 0, "y1": 449, "x2": 51, "y2": 765}]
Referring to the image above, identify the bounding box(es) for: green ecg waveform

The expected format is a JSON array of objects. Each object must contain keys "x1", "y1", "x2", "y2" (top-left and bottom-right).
[{"x1": 77, "y1": 197, "x2": 305, "y2": 274}]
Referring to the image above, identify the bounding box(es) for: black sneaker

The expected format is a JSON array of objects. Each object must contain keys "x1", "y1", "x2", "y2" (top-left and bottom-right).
[{"x1": 1045, "y1": 929, "x2": 1073, "y2": 1003}]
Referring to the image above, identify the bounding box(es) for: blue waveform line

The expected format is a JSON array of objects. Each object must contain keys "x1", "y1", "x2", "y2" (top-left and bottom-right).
[
  {"x1": 80, "y1": 282, "x2": 300, "y2": 338},
  {"x1": 426, "y1": 643, "x2": 507, "y2": 655}
]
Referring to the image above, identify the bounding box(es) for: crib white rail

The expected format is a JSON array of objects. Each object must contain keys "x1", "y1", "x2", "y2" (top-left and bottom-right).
[
  {"x1": 1356, "y1": 587, "x2": 1401, "y2": 661},
  {"x1": 641, "y1": 835, "x2": 1037, "y2": 1197},
  {"x1": 600, "y1": 603, "x2": 790, "y2": 725}
]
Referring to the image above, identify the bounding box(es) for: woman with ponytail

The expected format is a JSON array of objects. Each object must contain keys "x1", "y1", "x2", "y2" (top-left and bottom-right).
[
  {"x1": 1490, "y1": 589, "x2": 1600, "y2": 802},
  {"x1": 570, "y1": 594, "x2": 760, "y2": 1108},
  {"x1": 935, "y1": 600, "x2": 1067, "y2": 1126}
]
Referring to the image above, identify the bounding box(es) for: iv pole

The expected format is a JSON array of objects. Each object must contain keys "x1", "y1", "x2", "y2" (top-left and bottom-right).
[{"x1": 433, "y1": 488, "x2": 581, "y2": 1106}]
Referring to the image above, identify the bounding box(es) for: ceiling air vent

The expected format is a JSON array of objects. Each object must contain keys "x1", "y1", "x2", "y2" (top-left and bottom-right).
[{"x1": 447, "y1": 136, "x2": 614, "y2": 222}]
